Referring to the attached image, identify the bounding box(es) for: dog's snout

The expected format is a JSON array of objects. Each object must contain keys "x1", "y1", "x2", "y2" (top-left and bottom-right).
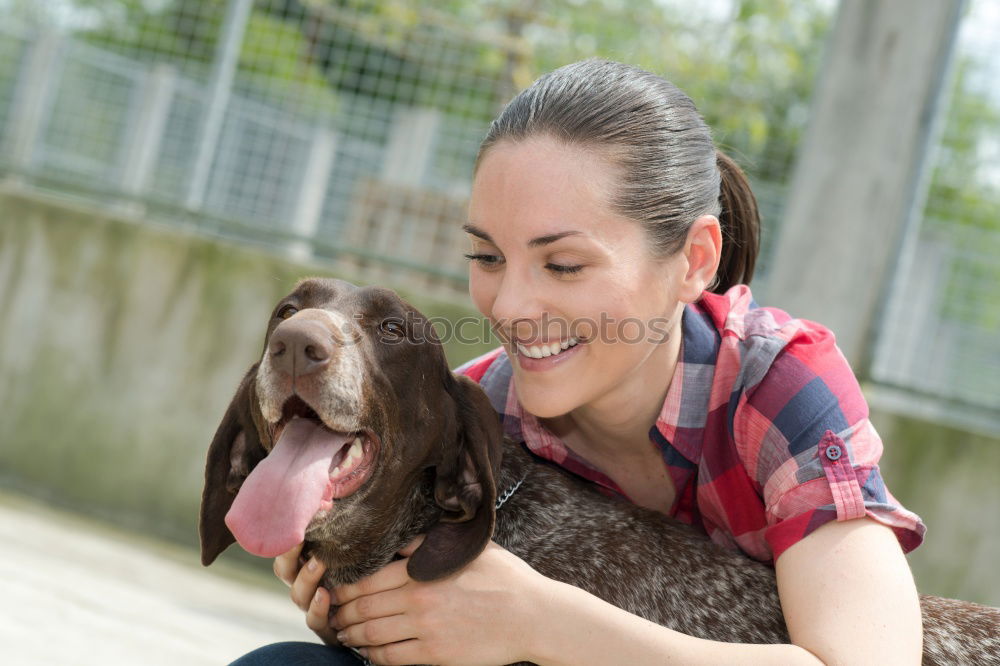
[{"x1": 269, "y1": 318, "x2": 333, "y2": 378}]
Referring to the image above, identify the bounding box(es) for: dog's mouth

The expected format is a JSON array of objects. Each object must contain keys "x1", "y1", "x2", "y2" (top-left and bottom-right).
[
  {"x1": 273, "y1": 394, "x2": 380, "y2": 501},
  {"x1": 224, "y1": 394, "x2": 380, "y2": 558}
]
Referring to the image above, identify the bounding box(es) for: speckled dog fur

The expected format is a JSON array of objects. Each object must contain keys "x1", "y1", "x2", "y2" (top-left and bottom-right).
[{"x1": 201, "y1": 278, "x2": 1000, "y2": 666}]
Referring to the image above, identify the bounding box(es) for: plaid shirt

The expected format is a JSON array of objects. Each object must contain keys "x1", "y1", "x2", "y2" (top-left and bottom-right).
[{"x1": 455, "y1": 285, "x2": 925, "y2": 563}]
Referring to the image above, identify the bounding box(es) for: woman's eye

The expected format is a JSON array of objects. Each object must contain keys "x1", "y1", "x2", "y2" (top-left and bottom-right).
[
  {"x1": 464, "y1": 253, "x2": 504, "y2": 269},
  {"x1": 277, "y1": 304, "x2": 298, "y2": 320},
  {"x1": 545, "y1": 263, "x2": 584, "y2": 275}
]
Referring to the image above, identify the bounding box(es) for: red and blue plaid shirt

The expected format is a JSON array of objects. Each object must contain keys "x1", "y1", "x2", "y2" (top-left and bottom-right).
[{"x1": 455, "y1": 285, "x2": 925, "y2": 563}]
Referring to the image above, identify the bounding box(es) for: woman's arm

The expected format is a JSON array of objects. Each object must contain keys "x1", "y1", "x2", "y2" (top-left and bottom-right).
[
  {"x1": 775, "y1": 517, "x2": 923, "y2": 664},
  {"x1": 326, "y1": 517, "x2": 921, "y2": 666},
  {"x1": 529, "y1": 517, "x2": 921, "y2": 666}
]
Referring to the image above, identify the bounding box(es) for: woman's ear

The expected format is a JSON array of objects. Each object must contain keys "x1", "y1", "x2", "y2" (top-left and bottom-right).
[{"x1": 678, "y1": 215, "x2": 722, "y2": 302}]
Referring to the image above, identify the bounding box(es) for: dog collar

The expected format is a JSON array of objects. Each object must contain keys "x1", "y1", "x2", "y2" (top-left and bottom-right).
[{"x1": 494, "y1": 475, "x2": 526, "y2": 510}]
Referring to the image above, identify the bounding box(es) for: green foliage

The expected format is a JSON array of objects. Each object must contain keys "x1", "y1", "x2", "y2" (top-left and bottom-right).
[
  {"x1": 10, "y1": 0, "x2": 997, "y2": 330},
  {"x1": 238, "y1": 13, "x2": 340, "y2": 114},
  {"x1": 925, "y1": 57, "x2": 1000, "y2": 233},
  {"x1": 922, "y1": 53, "x2": 1000, "y2": 331}
]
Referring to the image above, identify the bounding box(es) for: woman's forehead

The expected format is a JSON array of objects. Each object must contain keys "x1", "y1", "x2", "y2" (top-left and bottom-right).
[{"x1": 468, "y1": 137, "x2": 637, "y2": 247}]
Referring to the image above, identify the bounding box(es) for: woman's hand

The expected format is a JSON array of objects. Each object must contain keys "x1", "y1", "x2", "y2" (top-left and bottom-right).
[
  {"x1": 329, "y1": 536, "x2": 550, "y2": 666},
  {"x1": 273, "y1": 542, "x2": 340, "y2": 645}
]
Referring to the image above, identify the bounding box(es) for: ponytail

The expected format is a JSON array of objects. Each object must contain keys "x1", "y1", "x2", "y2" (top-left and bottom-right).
[{"x1": 713, "y1": 150, "x2": 760, "y2": 294}]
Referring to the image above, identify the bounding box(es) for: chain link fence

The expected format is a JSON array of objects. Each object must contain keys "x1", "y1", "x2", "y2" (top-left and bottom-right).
[
  {"x1": 0, "y1": 0, "x2": 520, "y2": 293},
  {"x1": 0, "y1": 0, "x2": 835, "y2": 294},
  {"x1": 0, "y1": 0, "x2": 996, "y2": 428},
  {"x1": 871, "y1": 0, "x2": 1000, "y2": 425}
]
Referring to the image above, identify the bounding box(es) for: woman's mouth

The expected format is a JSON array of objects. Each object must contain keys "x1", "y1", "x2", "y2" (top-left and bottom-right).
[{"x1": 513, "y1": 336, "x2": 584, "y2": 370}]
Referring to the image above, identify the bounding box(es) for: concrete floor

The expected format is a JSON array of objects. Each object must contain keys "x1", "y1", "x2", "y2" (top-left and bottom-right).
[{"x1": 0, "y1": 490, "x2": 317, "y2": 665}]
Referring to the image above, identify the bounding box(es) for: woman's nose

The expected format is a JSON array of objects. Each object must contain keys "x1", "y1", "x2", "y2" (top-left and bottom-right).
[{"x1": 490, "y1": 268, "x2": 546, "y2": 335}]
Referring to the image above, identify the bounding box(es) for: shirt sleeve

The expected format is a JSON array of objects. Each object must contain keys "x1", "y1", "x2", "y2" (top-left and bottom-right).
[{"x1": 734, "y1": 319, "x2": 926, "y2": 562}]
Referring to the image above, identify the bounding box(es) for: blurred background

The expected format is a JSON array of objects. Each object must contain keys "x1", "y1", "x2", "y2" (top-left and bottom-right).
[{"x1": 0, "y1": 0, "x2": 997, "y2": 662}]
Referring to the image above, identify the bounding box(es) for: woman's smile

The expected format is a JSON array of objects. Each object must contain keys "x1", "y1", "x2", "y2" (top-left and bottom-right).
[{"x1": 513, "y1": 335, "x2": 585, "y2": 371}]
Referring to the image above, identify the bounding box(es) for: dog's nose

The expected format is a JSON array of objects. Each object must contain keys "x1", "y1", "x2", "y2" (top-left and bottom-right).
[{"x1": 269, "y1": 318, "x2": 333, "y2": 378}]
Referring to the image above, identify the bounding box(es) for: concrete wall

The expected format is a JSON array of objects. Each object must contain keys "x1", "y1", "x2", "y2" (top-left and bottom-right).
[
  {"x1": 873, "y1": 410, "x2": 1000, "y2": 605},
  {"x1": 0, "y1": 188, "x2": 494, "y2": 546},
  {"x1": 1, "y1": 189, "x2": 997, "y2": 605}
]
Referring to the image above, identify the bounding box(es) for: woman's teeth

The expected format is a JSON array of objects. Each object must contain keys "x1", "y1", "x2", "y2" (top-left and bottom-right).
[{"x1": 517, "y1": 337, "x2": 579, "y2": 359}]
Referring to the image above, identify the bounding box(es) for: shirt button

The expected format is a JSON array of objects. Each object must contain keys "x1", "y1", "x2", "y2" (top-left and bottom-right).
[{"x1": 825, "y1": 444, "x2": 843, "y2": 461}]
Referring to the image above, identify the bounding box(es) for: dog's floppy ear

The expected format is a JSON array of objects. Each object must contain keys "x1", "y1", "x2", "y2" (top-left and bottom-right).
[
  {"x1": 408, "y1": 375, "x2": 504, "y2": 581},
  {"x1": 199, "y1": 364, "x2": 267, "y2": 566}
]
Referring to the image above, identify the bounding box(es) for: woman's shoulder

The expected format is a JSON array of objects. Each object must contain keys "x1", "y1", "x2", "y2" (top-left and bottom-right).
[
  {"x1": 695, "y1": 284, "x2": 835, "y2": 345},
  {"x1": 688, "y1": 285, "x2": 863, "y2": 430},
  {"x1": 693, "y1": 285, "x2": 845, "y2": 382}
]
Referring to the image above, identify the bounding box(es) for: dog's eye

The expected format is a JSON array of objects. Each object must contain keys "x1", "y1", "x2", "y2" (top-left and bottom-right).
[
  {"x1": 277, "y1": 305, "x2": 298, "y2": 320},
  {"x1": 378, "y1": 320, "x2": 405, "y2": 338}
]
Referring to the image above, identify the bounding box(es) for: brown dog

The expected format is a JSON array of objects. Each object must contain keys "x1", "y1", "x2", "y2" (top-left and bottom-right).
[{"x1": 201, "y1": 277, "x2": 1000, "y2": 665}]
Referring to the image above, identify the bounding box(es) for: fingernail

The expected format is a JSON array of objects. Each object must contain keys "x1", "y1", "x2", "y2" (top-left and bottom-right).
[
  {"x1": 313, "y1": 589, "x2": 322, "y2": 605},
  {"x1": 358, "y1": 648, "x2": 368, "y2": 658},
  {"x1": 307, "y1": 557, "x2": 318, "y2": 572},
  {"x1": 336, "y1": 631, "x2": 349, "y2": 645}
]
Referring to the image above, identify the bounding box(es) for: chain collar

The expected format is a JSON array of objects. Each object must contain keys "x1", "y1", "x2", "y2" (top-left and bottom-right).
[
  {"x1": 494, "y1": 475, "x2": 526, "y2": 510},
  {"x1": 349, "y1": 475, "x2": 526, "y2": 666}
]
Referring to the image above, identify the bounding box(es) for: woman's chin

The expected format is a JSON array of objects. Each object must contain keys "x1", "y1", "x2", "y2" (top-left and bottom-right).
[{"x1": 515, "y1": 385, "x2": 582, "y2": 419}]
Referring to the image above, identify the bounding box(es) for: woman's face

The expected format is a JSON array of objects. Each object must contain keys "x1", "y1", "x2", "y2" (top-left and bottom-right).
[{"x1": 467, "y1": 135, "x2": 689, "y2": 418}]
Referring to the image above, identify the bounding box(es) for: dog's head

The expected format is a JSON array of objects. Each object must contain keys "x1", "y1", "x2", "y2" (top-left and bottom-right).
[{"x1": 200, "y1": 278, "x2": 503, "y2": 581}]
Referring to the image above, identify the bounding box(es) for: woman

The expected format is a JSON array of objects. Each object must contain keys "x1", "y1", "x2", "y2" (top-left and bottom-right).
[{"x1": 236, "y1": 59, "x2": 926, "y2": 665}]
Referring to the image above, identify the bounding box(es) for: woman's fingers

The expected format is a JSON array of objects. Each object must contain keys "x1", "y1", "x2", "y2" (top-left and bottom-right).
[
  {"x1": 332, "y1": 557, "x2": 412, "y2": 606},
  {"x1": 332, "y1": 584, "x2": 413, "y2": 631},
  {"x1": 290, "y1": 556, "x2": 327, "y2": 611},
  {"x1": 306, "y1": 586, "x2": 341, "y2": 645},
  {"x1": 273, "y1": 543, "x2": 304, "y2": 587},
  {"x1": 359, "y1": 640, "x2": 422, "y2": 666},
  {"x1": 335, "y1": 612, "x2": 418, "y2": 650}
]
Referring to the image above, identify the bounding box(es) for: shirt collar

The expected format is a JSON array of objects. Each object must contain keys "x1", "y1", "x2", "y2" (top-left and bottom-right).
[
  {"x1": 651, "y1": 303, "x2": 721, "y2": 464},
  {"x1": 500, "y1": 301, "x2": 721, "y2": 467}
]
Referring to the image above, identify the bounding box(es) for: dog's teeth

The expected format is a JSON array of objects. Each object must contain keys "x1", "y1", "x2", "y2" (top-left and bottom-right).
[{"x1": 348, "y1": 437, "x2": 363, "y2": 461}]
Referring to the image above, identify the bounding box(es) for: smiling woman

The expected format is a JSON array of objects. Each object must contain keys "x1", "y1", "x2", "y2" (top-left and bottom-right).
[{"x1": 235, "y1": 59, "x2": 930, "y2": 666}]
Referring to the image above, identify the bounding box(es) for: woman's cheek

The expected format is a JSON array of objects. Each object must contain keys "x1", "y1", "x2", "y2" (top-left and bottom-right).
[{"x1": 468, "y1": 273, "x2": 494, "y2": 321}]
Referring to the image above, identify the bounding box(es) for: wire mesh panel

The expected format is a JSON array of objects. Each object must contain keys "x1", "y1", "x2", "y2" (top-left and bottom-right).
[
  {"x1": 0, "y1": 0, "x2": 838, "y2": 298},
  {"x1": 872, "y1": 0, "x2": 1000, "y2": 419},
  {"x1": 0, "y1": 25, "x2": 27, "y2": 151}
]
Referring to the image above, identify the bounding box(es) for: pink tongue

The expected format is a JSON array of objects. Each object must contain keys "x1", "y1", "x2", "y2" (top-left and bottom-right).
[{"x1": 225, "y1": 417, "x2": 352, "y2": 558}]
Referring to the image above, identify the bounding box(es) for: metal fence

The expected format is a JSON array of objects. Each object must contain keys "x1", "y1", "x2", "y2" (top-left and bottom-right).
[
  {"x1": 0, "y1": 0, "x2": 996, "y2": 428},
  {"x1": 870, "y1": 0, "x2": 1000, "y2": 425},
  {"x1": 0, "y1": 0, "x2": 509, "y2": 291},
  {"x1": 0, "y1": 0, "x2": 829, "y2": 294}
]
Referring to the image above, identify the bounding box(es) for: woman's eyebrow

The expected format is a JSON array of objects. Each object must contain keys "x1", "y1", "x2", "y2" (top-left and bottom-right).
[{"x1": 463, "y1": 224, "x2": 582, "y2": 247}]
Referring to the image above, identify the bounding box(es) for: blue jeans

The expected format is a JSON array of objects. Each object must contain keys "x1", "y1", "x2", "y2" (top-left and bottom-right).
[{"x1": 229, "y1": 641, "x2": 366, "y2": 666}]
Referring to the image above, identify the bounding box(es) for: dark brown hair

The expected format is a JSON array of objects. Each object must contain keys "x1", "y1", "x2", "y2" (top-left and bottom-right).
[{"x1": 476, "y1": 59, "x2": 759, "y2": 293}]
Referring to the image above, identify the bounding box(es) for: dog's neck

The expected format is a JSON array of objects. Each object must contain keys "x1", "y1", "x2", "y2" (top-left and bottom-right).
[{"x1": 314, "y1": 441, "x2": 531, "y2": 588}]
